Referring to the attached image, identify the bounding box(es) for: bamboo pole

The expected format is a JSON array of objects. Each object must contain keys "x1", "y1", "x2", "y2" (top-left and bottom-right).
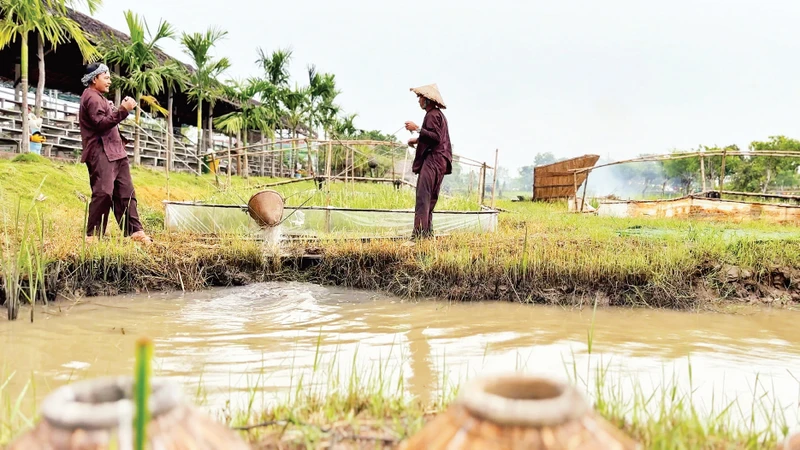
[
  {"x1": 580, "y1": 172, "x2": 589, "y2": 212},
  {"x1": 469, "y1": 171, "x2": 474, "y2": 196},
  {"x1": 250, "y1": 175, "x2": 416, "y2": 190},
  {"x1": 570, "y1": 150, "x2": 800, "y2": 175},
  {"x1": 325, "y1": 141, "x2": 333, "y2": 233},
  {"x1": 305, "y1": 138, "x2": 314, "y2": 176},
  {"x1": 490, "y1": 149, "x2": 499, "y2": 208},
  {"x1": 717, "y1": 190, "x2": 800, "y2": 201},
  {"x1": 165, "y1": 88, "x2": 173, "y2": 200},
  {"x1": 700, "y1": 155, "x2": 706, "y2": 191},
  {"x1": 227, "y1": 135, "x2": 232, "y2": 187},
  {"x1": 479, "y1": 163, "x2": 486, "y2": 206},
  {"x1": 719, "y1": 148, "x2": 727, "y2": 196},
  {"x1": 255, "y1": 176, "x2": 315, "y2": 187},
  {"x1": 573, "y1": 173, "x2": 579, "y2": 210},
  {"x1": 235, "y1": 130, "x2": 241, "y2": 176},
  {"x1": 291, "y1": 138, "x2": 297, "y2": 177},
  {"x1": 166, "y1": 87, "x2": 173, "y2": 177},
  {"x1": 269, "y1": 140, "x2": 275, "y2": 177},
  {"x1": 243, "y1": 129, "x2": 249, "y2": 179}
]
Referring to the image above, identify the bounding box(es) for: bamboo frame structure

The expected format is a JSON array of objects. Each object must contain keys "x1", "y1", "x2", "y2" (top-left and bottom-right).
[
  {"x1": 569, "y1": 150, "x2": 800, "y2": 175},
  {"x1": 569, "y1": 149, "x2": 800, "y2": 209},
  {"x1": 568, "y1": 149, "x2": 800, "y2": 204}
]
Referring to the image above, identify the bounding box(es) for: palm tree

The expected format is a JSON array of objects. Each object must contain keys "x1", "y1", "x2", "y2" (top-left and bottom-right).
[
  {"x1": 0, "y1": 0, "x2": 100, "y2": 153},
  {"x1": 282, "y1": 85, "x2": 311, "y2": 175},
  {"x1": 331, "y1": 113, "x2": 359, "y2": 174},
  {"x1": 35, "y1": 1, "x2": 103, "y2": 116},
  {"x1": 100, "y1": 10, "x2": 184, "y2": 165},
  {"x1": 215, "y1": 78, "x2": 278, "y2": 178},
  {"x1": 256, "y1": 47, "x2": 292, "y2": 87},
  {"x1": 181, "y1": 27, "x2": 230, "y2": 157},
  {"x1": 256, "y1": 47, "x2": 292, "y2": 173}
]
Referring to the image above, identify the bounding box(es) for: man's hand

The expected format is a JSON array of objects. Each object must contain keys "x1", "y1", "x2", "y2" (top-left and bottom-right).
[
  {"x1": 408, "y1": 137, "x2": 418, "y2": 147},
  {"x1": 404, "y1": 121, "x2": 419, "y2": 132},
  {"x1": 121, "y1": 97, "x2": 137, "y2": 112}
]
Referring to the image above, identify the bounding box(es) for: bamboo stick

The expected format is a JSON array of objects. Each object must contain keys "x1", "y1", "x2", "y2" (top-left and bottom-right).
[
  {"x1": 716, "y1": 190, "x2": 800, "y2": 201},
  {"x1": 570, "y1": 150, "x2": 800, "y2": 174},
  {"x1": 490, "y1": 149, "x2": 499, "y2": 208},
  {"x1": 700, "y1": 155, "x2": 706, "y2": 191},
  {"x1": 580, "y1": 172, "x2": 589, "y2": 212},
  {"x1": 719, "y1": 148, "x2": 727, "y2": 196},
  {"x1": 235, "y1": 130, "x2": 241, "y2": 176},
  {"x1": 469, "y1": 171, "x2": 474, "y2": 196},
  {"x1": 479, "y1": 163, "x2": 486, "y2": 206},
  {"x1": 325, "y1": 140, "x2": 333, "y2": 233},
  {"x1": 573, "y1": 173, "x2": 579, "y2": 210},
  {"x1": 255, "y1": 176, "x2": 316, "y2": 188},
  {"x1": 251, "y1": 175, "x2": 415, "y2": 190},
  {"x1": 227, "y1": 135, "x2": 232, "y2": 186}
]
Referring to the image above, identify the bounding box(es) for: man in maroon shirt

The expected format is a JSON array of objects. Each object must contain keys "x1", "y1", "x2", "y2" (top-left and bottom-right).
[
  {"x1": 405, "y1": 83, "x2": 452, "y2": 238},
  {"x1": 79, "y1": 63, "x2": 151, "y2": 244}
]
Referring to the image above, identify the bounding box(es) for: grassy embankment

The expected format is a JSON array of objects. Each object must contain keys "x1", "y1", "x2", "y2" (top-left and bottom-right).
[{"x1": 2, "y1": 154, "x2": 800, "y2": 309}]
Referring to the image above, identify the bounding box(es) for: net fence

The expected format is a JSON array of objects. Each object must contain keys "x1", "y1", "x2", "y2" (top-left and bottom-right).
[{"x1": 163, "y1": 201, "x2": 498, "y2": 239}]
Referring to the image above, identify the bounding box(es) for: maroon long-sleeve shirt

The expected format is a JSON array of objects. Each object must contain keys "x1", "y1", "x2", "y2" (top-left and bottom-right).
[
  {"x1": 79, "y1": 88, "x2": 130, "y2": 163},
  {"x1": 412, "y1": 108, "x2": 452, "y2": 175}
]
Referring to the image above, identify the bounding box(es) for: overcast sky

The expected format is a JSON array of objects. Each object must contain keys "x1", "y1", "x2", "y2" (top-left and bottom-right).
[{"x1": 83, "y1": 0, "x2": 800, "y2": 172}]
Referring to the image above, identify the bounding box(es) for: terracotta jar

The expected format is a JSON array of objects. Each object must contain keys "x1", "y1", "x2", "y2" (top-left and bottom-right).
[
  {"x1": 248, "y1": 189, "x2": 285, "y2": 228},
  {"x1": 780, "y1": 431, "x2": 800, "y2": 449},
  {"x1": 401, "y1": 373, "x2": 640, "y2": 450},
  {"x1": 8, "y1": 376, "x2": 250, "y2": 450}
]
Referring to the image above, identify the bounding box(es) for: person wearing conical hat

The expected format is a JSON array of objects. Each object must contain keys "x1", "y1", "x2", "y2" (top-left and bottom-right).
[{"x1": 405, "y1": 83, "x2": 453, "y2": 238}]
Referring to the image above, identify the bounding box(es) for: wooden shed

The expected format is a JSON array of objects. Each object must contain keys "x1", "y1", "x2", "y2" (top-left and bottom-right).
[{"x1": 533, "y1": 154, "x2": 600, "y2": 200}]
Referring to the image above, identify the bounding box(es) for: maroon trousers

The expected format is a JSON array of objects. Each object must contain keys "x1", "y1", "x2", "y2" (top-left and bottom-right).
[
  {"x1": 84, "y1": 149, "x2": 143, "y2": 237},
  {"x1": 414, "y1": 153, "x2": 448, "y2": 238}
]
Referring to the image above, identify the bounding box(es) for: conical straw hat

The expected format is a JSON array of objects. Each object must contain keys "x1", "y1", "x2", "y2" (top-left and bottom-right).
[{"x1": 410, "y1": 83, "x2": 446, "y2": 109}]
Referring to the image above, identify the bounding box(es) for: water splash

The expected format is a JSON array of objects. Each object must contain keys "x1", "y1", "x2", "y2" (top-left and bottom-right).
[{"x1": 259, "y1": 224, "x2": 283, "y2": 256}]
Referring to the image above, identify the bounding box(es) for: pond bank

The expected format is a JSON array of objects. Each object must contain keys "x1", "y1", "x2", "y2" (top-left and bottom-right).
[{"x1": 2, "y1": 232, "x2": 800, "y2": 310}]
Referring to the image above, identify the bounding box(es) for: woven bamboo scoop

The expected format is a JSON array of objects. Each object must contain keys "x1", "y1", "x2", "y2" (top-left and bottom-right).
[
  {"x1": 8, "y1": 376, "x2": 250, "y2": 450},
  {"x1": 248, "y1": 189, "x2": 285, "y2": 228},
  {"x1": 401, "y1": 373, "x2": 640, "y2": 450}
]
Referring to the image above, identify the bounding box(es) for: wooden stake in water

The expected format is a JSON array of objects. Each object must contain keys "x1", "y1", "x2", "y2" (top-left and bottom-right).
[{"x1": 134, "y1": 337, "x2": 153, "y2": 450}]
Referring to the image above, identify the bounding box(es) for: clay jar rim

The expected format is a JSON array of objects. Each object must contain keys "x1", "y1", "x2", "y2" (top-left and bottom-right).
[
  {"x1": 456, "y1": 374, "x2": 588, "y2": 427},
  {"x1": 40, "y1": 376, "x2": 183, "y2": 431},
  {"x1": 248, "y1": 189, "x2": 285, "y2": 228}
]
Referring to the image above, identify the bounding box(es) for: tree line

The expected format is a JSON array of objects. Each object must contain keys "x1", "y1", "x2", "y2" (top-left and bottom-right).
[{"x1": 609, "y1": 136, "x2": 800, "y2": 197}]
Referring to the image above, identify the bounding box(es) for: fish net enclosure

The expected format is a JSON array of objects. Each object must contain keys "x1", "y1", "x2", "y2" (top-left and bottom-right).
[
  {"x1": 160, "y1": 138, "x2": 501, "y2": 239},
  {"x1": 163, "y1": 201, "x2": 498, "y2": 239}
]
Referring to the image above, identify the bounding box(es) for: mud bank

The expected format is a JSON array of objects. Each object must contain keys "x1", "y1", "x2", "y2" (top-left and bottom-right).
[{"x1": 1, "y1": 237, "x2": 798, "y2": 310}]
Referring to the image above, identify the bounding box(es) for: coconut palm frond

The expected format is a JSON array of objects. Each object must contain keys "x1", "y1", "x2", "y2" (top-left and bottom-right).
[{"x1": 140, "y1": 95, "x2": 168, "y2": 117}]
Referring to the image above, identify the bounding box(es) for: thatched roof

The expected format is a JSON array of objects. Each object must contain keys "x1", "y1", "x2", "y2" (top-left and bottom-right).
[{"x1": 0, "y1": 8, "x2": 315, "y2": 136}]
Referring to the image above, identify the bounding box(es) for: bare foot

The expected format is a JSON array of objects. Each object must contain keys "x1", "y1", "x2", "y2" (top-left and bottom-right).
[{"x1": 130, "y1": 231, "x2": 153, "y2": 245}]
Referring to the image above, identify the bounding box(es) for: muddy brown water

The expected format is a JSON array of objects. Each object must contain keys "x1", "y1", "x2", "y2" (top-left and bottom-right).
[{"x1": 1, "y1": 282, "x2": 799, "y2": 430}]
